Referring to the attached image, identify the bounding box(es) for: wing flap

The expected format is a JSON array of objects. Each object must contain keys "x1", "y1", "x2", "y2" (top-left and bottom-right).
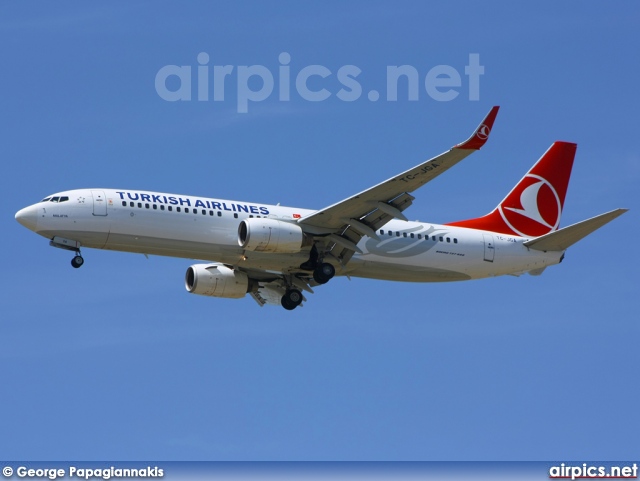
[
  {"x1": 250, "y1": 285, "x2": 285, "y2": 307},
  {"x1": 523, "y1": 209, "x2": 628, "y2": 251},
  {"x1": 327, "y1": 192, "x2": 415, "y2": 264},
  {"x1": 248, "y1": 273, "x2": 315, "y2": 307}
]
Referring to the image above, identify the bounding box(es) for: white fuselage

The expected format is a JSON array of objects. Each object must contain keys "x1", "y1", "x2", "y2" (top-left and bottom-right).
[{"x1": 17, "y1": 188, "x2": 564, "y2": 282}]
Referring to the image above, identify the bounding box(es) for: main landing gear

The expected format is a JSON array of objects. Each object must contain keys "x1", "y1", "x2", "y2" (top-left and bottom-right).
[
  {"x1": 300, "y1": 245, "x2": 336, "y2": 285},
  {"x1": 281, "y1": 289, "x2": 303, "y2": 311},
  {"x1": 281, "y1": 244, "x2": 338, "y2": 310},
  {"x1": 313, "y1": 262, "x2": 335, "y2": 284}
]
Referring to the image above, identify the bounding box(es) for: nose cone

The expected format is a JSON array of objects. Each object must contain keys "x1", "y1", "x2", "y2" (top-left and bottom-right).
[{"x1": 15, "y1": 205, "x2": 38, "y2": 231}]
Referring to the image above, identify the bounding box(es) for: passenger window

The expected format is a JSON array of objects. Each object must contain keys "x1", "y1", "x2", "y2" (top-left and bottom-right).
[
  {"x1": 185, "y1": 208, "x2": 189, "y2": 213},
  {"x1": 454, "y1": 238, "x2": 458, "y2": 244},
  {"x1": 138, "y1": 202, "x2": 142, "y2": 208},
  {"x1": 396, "y1": 232, "x2": 400, "y2": 237},
  {"x1": 249, "y1": 215, "x2": 253, "y2": 218},
  {"x1": 403, "y1": 232, "x2": 407, "y2": 238},
  {"x1": 168, "y1": 206, "x2": 172, "y2": 212},
  {"x1": 234, "y1": 213, "x2": 238, "y2": 219},
  {"x1": 130, "y1": 202, "x2": 134, "y2": 207},
  {"x1": 145, "y1": 203, "x2": 149, "y2": 209},
  {"x1": 217, "y1": 211, "x2": 222, "y2": 217},
  {"x1": 388, "y1": 231, "x2": 392, "y2": 236},
  {"x1": 418, "y1": 234, "x2": 422, "y2": 239},
  {"x1": 202, "y1": 210, "x2": 206, "y2": 215},
  {"x1": 177, "y1": 207, "x2": 181, "y2": 212},
  {"x1": 122, "y1": 201, "x2": 127, "y2": 207},
  {"x1": 410, "y1": 233, "x2": 415, "y2": 239},
  {"x1": 153, "y1": 204, "x2": 157, "y2": 210},
  {"x1": 380, "y1": 230, "x2": 384, "y2": 235},
  {"x1": 160, "y1": 205, "x2": 165, "y2": 211},
  {"x1": 439, "y1": 236, "x2": 443, "y2": 242},
  {"x1": 432, "y1": 235, "x2": 436, "y2": 241}
]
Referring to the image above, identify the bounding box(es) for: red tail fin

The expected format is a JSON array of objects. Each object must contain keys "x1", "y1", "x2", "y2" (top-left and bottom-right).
[{"x1": 447, "y1": 141, "x2": 577, "y2": 237}]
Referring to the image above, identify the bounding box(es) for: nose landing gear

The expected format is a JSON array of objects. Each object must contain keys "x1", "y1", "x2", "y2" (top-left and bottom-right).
[
  {"x1": 48, "y1": 236, "x2": 85, "y2": 269},
  {"x1": 71, "y1": 254, "x2": 84, "y2": 269}
]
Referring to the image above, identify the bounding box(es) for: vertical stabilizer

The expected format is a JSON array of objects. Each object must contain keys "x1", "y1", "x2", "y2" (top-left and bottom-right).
[{"x1": 447, "y1": 141, "x2": 577, "y2": 237}]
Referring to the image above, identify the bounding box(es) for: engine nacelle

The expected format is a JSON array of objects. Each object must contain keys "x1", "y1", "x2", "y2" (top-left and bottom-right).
[
  {"x1": 185, "y1": 264, "x2": 252, "y2": 299},
  {"x1": 238, "y1": 218, "x2": 306, "y2": 254}
]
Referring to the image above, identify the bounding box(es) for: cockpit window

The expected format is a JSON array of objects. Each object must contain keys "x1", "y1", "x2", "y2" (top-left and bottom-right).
[{"x1": 40, "y1": 195, "x2": 68, "y2": 203}]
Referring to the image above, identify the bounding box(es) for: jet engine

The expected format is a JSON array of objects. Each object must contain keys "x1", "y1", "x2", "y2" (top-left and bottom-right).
[
  {"x1": 238, "y1": 218, "x2": 308, "y2": 254},
  {"x1": 185, "y1": 264, "x2": 255, "y2": 299}
]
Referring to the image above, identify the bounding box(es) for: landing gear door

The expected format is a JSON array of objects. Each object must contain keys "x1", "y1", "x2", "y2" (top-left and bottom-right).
[
  {"x1": 91, "y1": 190, "x2": 107, "y2": 216},
  {"x1": 482, "y1": 233, "x2": 495, "y2": 262}
]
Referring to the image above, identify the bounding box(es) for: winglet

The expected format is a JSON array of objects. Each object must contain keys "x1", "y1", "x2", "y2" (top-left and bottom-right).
[{"x1": 455, "y1": 106, "x2": 500, "y2": 150}]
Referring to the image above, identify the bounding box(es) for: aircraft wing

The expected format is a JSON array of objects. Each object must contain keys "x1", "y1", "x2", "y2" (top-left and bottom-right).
[{"x1": 297, "y1": 106, "x2": 499, "y2": 264}]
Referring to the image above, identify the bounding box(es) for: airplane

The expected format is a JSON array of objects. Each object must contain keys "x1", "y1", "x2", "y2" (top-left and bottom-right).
[{"x1": 15, "y1": 106, "x2": 628, "y2": 310}]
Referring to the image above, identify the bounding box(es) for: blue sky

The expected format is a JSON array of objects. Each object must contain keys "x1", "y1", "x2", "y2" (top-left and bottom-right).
[{"x1": 2, "y1": 2, "x2": 638, "y2": 461}]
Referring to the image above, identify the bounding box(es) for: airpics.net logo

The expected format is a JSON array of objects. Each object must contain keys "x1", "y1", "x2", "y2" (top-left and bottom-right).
[{"x1": 155, "y1": 52, "x2": 484, "y2": 113}]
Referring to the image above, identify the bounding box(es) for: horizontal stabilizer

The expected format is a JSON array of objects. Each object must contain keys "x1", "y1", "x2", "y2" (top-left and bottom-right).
[{"x1": 523, "y1": 209, "x2": 628, "y2": 251}]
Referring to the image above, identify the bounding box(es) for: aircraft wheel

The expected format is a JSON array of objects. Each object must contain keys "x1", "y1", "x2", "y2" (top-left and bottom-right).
[
  {"x1": 71, "y1": 256, "x2": 84, "y2": 269},
  {"x1": 281, "y1": 296, "x2": 296, "y2": 310},
  {"x1": 313, "y1": 262, "x2": 335, "y2": 284},
  {"x1": 281, "y1": 289, "x2": 303, "y2": 310}
]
